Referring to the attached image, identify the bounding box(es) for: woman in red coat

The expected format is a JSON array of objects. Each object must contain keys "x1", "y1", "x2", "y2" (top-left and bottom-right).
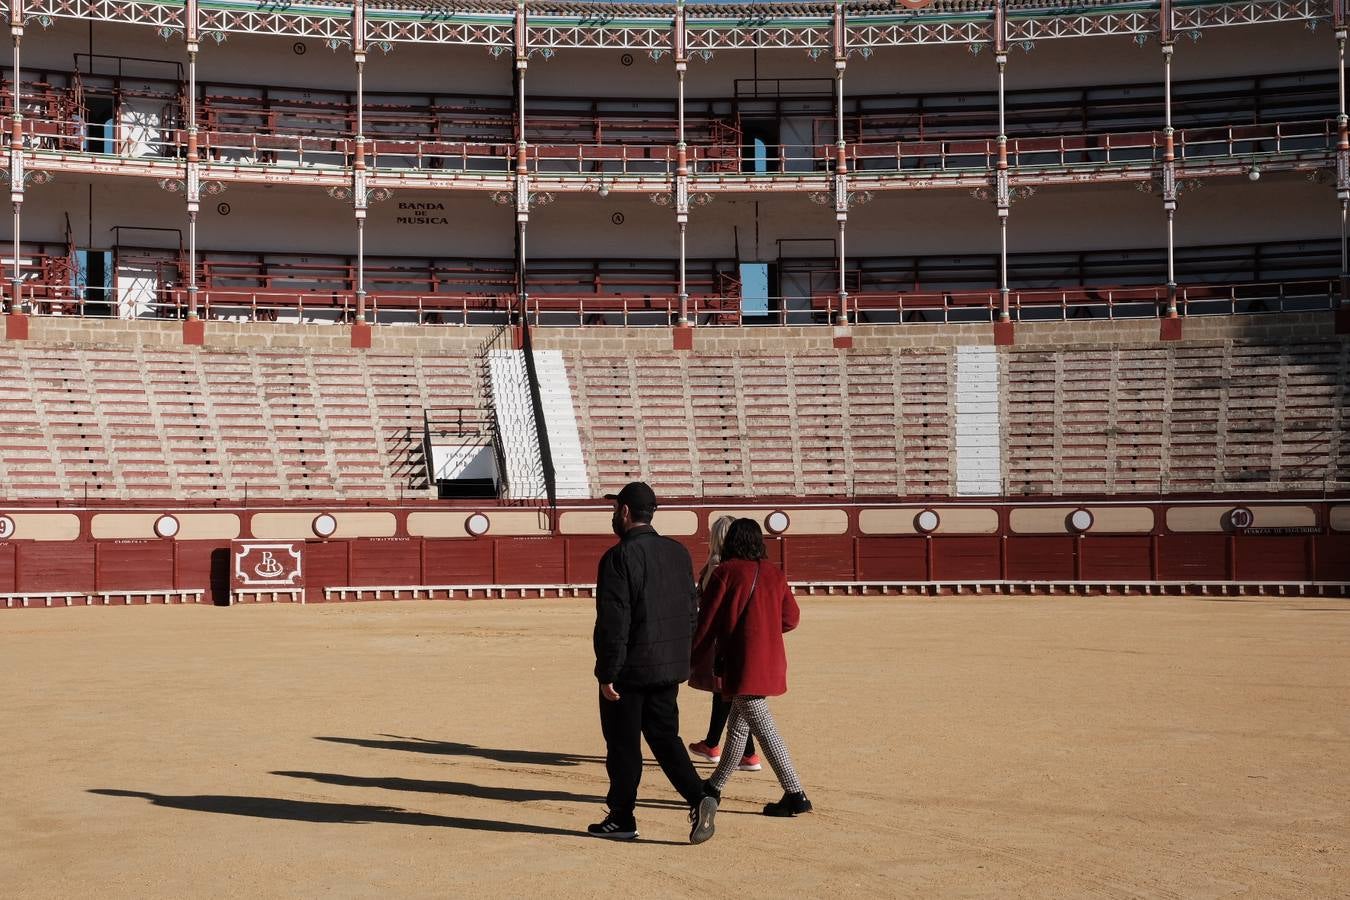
[{"x1": 690, "y1": 518, "x2": 811, "y2": 816}]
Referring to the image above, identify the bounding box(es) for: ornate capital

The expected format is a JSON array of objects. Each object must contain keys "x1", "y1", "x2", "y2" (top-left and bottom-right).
[
  {"x1": 811, "y1": 183, "x2": 872, "y2": 212},
  {"x1": 972, "y1": 181, "x2": 1032, "y2": 207},
  {"x1": 327, "y1": 183, "x2": 392, "y2": 210},
  {"x1": 651, "y1": 185, "x2": 710, "y2": 219},
  {"x1": 491, "y1": 184, "x2": 553, "y2": 220},
  {"x1": 1, "y1": 152, "x2": 54, "y2": 198}
]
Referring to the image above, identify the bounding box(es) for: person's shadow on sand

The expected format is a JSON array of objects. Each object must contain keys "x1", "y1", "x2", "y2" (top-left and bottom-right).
[
  {"x1": 89, "y1": 789, "x2": 576, "y2": 834},
  {"x1": 88, "y1": 789, "x2": 685, "y2": 844},
  {"x1": 315, "y1": 735, "x2": 604, "y2": 766},
  {"x1": 272, "y1": 770, "x2": 685, "y2": 810},
  {"x1": 276, "y1": 770, "x2": 594, "y2": 803}
]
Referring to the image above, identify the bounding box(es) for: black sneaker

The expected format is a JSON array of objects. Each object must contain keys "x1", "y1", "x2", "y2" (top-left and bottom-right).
[
  {"x1": 587, "y1": 813, "x2": 638, "y2": 840},
  {"x1": 763, "y1": 791, "x2": 813, "y2": 817},
  {"x1": 689, "y1": 795, "x2": 718, "y2": 844}
]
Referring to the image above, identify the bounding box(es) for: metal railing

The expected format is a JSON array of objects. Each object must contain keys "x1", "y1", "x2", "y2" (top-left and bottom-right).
[
  {"x1": 846, "y1": 118, "x2": 1335, "y2": 173},
  {"x1": 7, "y1": 278, "x2": 1336, "y2": 327},
  {"x1": 13, "y1": 115, "x2": 1336, "y2": 177}
]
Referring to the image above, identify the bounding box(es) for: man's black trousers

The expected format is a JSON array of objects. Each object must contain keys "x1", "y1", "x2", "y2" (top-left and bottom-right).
[{"x1": 599, "y1": 681, "x2": 704, "y2": 820}]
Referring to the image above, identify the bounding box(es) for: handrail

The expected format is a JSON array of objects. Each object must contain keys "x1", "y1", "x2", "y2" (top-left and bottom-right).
[
  {"x1": 11, "y1": 112, "x2": 1337, "y2": 176},
  {"x1": 846, "y1": 118, "x2": 1334, "y2": 173},
  {"x1": 10, "y1": 278, "x2": 1335, "y2": 326}
]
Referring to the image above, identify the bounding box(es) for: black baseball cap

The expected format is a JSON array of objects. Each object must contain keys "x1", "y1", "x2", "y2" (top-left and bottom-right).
[{"x1": 604, "y1": 481, "x2": 658, "y2": 514}]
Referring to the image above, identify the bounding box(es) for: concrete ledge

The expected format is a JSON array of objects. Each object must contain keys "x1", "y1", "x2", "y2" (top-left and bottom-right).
[
  {"x1": 230, "y1": 588, "x2": 304, "y2": 605},
  {"x1": 1, "y1": 589, "x2": 205, "y2": 608},
  {"x1": 4, "y1": 312, "x2": 1337, "y2": 355},
  {"x1": 22, "y1": 317, "x2": 495, "y2": 353}
]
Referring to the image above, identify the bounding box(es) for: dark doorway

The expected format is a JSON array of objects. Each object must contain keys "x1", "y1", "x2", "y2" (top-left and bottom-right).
[
  {"x1": 76, "y1": 249, "x2": 114, "y2": 317},
  {"x1": 740, "y1": 121, "x2": 779, "y2": 174},
  {"x1": 209, "y1": 547, "x2": 231, "y2": 606},
  {"x1": 83, "y1": 96, "x2": 116, "y2": 154}
]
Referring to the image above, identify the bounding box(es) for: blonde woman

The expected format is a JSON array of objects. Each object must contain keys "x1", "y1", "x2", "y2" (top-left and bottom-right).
[{"x1": 687, "y1": 516, "x2": 761, "y2": 772}]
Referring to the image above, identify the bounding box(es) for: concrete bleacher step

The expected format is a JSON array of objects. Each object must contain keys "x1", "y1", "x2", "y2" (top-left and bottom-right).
[{"x1": 487, "y1": 350, "x2": 546, "y2": 500}]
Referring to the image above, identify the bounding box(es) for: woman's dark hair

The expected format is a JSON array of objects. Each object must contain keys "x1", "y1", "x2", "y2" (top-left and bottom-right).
[{"x1": 722, "y1": 518, "x2": 767, "y2": 561}]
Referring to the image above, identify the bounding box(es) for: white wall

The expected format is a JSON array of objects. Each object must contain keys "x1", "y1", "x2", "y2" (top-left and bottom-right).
[
  {"x1": 14, "y1": 17, "x2": 1329, "y2": 108},
  {"x1": 363, "y1": 44, "x2": 512, "y2": 95},
  {"x1": 4, "y1": 177, "x2": 183, "y2": 249},
  {"x1": 1171, "y1": 174, "x2": 1334, "y2": 247},
  {"x1": 6, "y1": 172, "x2": 1331, "y2": 262},
  {"x1": 19, "y1": 19, "x2": 180, "y2": 73},
  {"x1": 528, "y1": 49, "x2": 680, "y2": 99},
  {"x1": 846, "y1": 22, "x2": 1327, "y2": 96}
]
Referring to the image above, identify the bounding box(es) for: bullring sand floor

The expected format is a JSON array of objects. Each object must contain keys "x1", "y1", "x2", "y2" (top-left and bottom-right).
[{"x1": 2, "y1": 595, "x2": 1347, "y2": 898}]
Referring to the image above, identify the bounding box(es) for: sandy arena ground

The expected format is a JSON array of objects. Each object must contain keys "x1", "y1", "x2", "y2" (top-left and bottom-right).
[{"x1": 2, "y1": 595, "x2": 1348, "y2": 898}]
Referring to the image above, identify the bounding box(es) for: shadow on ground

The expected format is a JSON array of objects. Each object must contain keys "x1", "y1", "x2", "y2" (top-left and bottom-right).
[
  {"x1": 272, "y1": 770, "x2": 684, "y2": 809},
  {"x1": 89, "y1": 788, "x2": 690, "y2": 844},
  {"x1": 89, "y1": 789, "x2": 582, "y2": 835},
  {"x1": 316, "y1": 735, "x2": 604, "y2": 766}
]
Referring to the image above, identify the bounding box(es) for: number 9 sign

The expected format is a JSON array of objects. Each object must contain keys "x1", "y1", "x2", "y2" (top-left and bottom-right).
[{"x1": 0, "y1": 515, "x2": 14, "y2": 540}]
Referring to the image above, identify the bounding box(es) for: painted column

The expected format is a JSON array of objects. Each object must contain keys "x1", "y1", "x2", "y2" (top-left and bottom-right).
[
  {"x1": 990, "y1": 0, "x2": 1013, "y2": 345},
  {"x1": 181, "y1": 0, "x2": 203, "y2": 342},
  {"x1": 832, "y1": 0, "x2": 849, "y2": 325},
  {"x1": 186, "y1": 45, "x2": 199, "y2": 320},
  {"x1": 8, "y1": 3, "x2": 25, "y2": 331},
  {"x1": 514, "y1": 0, "x2": 530, "y2": 324},
  {"x1": 675, "y1": 1, "x2": 689, "y2": 326},
  {"x1": 354, "y1": 47, "x2": 367, "y2": 322},
  {"x1": 353, "y1": 0, "x2": 370, "y2": 336},
  {"x1": 995, "y1": 49, "x2": 1010, "y2": 322},
  {"x1": 1163, "y1": 42, "x2": 1176, "y2": 313},
  {"x1": 1336, "y1": 15, "x2": 1349, "y2": 317},
  {"x1": 1160, "y1": 0, "x2": 1179, "y2": 322},
  {"x1": 1151, "y1": 52, "x2": 1184, "y2": 335},
  {"x1": 1158, "y1": 0, "x2": 1182, "y2": 340}
]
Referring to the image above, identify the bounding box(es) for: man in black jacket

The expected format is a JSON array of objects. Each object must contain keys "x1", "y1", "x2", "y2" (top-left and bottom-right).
[{"x1": 590, "y1": 481, "x2": 717, "y2": 844}]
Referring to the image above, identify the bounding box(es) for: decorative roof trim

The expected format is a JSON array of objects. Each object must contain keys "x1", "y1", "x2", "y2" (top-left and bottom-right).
[{"x1": 11, "y1": 0, "x2": 1329, "y2": 49}]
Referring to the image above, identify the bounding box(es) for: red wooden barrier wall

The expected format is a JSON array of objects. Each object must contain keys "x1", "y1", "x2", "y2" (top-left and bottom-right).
[{"x1": 0, "y1": 504, "x2": 1345, "y2": 604}]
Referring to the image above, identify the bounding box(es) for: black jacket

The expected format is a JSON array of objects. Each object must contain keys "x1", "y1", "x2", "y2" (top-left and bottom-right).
[{"x1": 593, "y1": 525, "x2": 698, "y2": 686}]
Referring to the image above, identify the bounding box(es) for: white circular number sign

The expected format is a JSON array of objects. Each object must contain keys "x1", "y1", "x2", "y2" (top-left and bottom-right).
[
  {"x1": 154, "y1": 514, "x2": 180, "y2": 539},
  {"x1": 312, "y1": 513, "x2": 338, "y2": 538},
  {"x1": 915, "y1": 509, "x2": 940, "y2": 533},
  {"x1": 0, "y1": 515, "x2": 14, "y2": 540},
  {"x1": 764, "y1": 510, "x2": 791, "y2": 535},
  {"x1": 465, "y1": 512, "x2": 491, "y2": 536},
  {"x1": 1228, "y1": 507, "x2": 1254, "y2": 530},
  {"x1": 1068, "y1": 509, "x2": 1094, "y2": 533}
]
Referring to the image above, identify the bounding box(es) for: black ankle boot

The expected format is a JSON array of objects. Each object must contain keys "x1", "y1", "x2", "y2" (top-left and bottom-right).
[{"x1": 762, "y1": 790, "x2": 812, "y2": 817}]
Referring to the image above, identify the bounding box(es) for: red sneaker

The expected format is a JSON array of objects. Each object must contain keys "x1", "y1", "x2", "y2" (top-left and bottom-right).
[
  {"x1": 688, "y1": 741, "x2": 721, "y2": 763},
  {"x1": 738, "y1": 754, "x2": 762, "y2": 772}
]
